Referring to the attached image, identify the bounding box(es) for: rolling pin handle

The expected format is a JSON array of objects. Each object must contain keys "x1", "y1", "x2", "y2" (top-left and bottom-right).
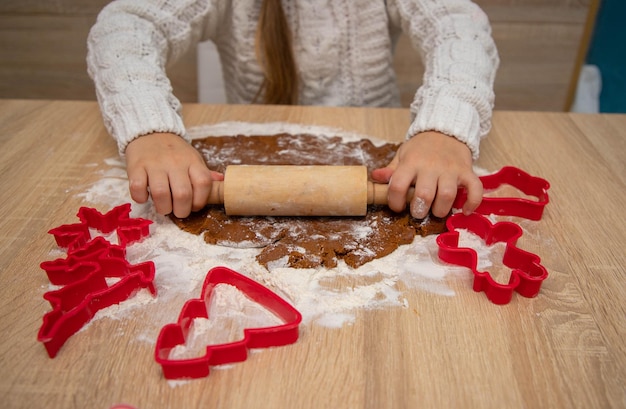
[
  {"x1": 206, "y1": 180, "x2": 225, "y2": 205},
  {"x1": 367, "y1": 182, "x2": 415, "y2": 206},
  {"x1": 367, "y1": 182, "x2": 389, "y2": 205}
]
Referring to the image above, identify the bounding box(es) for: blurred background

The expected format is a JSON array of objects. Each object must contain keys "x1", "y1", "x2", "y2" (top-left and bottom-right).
[{"x1": 0, "y1": 0, "x2": 622, "y2": 113}]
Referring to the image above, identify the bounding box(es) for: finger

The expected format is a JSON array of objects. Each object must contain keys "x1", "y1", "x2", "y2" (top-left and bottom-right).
[
  {"x1": 210, "y1": 170, "x2": 224, "y2": 182},
  {"x1": 148, "y1": 171, "x2": 174, "y2": 216},
  {"x1": 386, "y1": 168, "x2": 414, "y2": 213},
  {"x1": 460, "y1": 173, "x2": 483, "y2": 215},
  {"x1": 371, "y1": 152, "x2": 400, "y2": 183},
  {"x1": 127, "y1": 166, "x2": 149, "y2": 204},
  {"x1": 370, "y1": 167, "x2": 394, "y2": 184},
  {"x1": 431, "y1": 174, "x2": 458, "y2": 218},
  {"x1": 189, "y1": 165, "x2": 214, "y2": 212},
  {"x1": 411, "y1": 172, "x2": 438, "y2": 219},
  {"x1": 168, "y1": 169, "x2": 194, "y2": 218}
]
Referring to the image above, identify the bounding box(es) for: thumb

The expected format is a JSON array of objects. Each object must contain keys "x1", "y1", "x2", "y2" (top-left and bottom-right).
[
  {"x1": 371, "y1": 156, "x2": 399, "y2": 183},
  {"x1": 210, "y1": 170, "x2": 224, "y2": 181},
  {"x1": 371, "y1": 167, "x2": 393, "y2": 183}
]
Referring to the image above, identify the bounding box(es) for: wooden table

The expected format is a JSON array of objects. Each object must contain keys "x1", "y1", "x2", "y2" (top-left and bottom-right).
[{"x1": 1, "y1": 100, "x2": 624, "y2": 408}]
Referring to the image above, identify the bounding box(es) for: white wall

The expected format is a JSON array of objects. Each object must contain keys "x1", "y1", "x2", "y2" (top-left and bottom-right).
[{"x1": 197, "y1": 41, "x2": 227, "y2": 104}]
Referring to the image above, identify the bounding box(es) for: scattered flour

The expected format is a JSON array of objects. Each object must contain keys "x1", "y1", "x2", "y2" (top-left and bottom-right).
[{"x1": 66, "y1": 122, "x2": 524, "y2": 380}]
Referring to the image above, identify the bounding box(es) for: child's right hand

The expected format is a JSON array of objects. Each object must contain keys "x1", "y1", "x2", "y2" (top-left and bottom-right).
[{"x1": 125, "y1": 132, "x2": 223, "y2": 218}]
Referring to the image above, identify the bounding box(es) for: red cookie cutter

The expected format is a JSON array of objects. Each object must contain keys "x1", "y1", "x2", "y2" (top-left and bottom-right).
[
  {"x1": 454, "y1": 166, "x2": 550, "y2": 220},
  {"x1": 38, "y1": 254, "x2": 156, "y2": 357},
  {"x1": 437, "y1": 213, "x2": 549, "y2": 305},
  {"x1": 48, "y1": 203, "x2": 152, "y2": 251},
  {"x1": 40, "y1": 236, "x2": 126, "y2": 285},
  {"x1": 38, "y1": 204, "x2": 156, "y2": 358},
  {"x1": 155, "y1": 266, "x2": 302, "y2": 380}
]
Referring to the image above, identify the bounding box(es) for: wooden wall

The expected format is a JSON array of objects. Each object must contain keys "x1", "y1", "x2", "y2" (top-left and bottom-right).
[
  {"x1": 394, "y1": 0, "x2": 595, "y2": 111},
  {"x1": 0, "y1": 0, "x2": 197, "y2": 102},
  {"x1": 0, "y1": 0, "x2": 593, "y2": 111}
]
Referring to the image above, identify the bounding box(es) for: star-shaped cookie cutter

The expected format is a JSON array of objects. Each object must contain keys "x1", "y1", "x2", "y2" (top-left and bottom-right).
[
  {"x1": 48, "y1": 203, "x2": 152, "y2": 251},
  {"x1": 454, "y1": 166, "x2": 550, "y2": 220},
  {"x1": 38, "y1": 204, "x2": 156, "y2": 358},
  {"x1": 155, "y1": 266, "x2": 302, "y2": 380},
  {"x1": 436, "y1": 213, "x2": 549, "y2": 305}
]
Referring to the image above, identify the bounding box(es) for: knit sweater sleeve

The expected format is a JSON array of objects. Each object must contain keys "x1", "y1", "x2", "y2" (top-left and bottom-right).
[
  {"x1": 387, "y1": 0, "x2": 499, "y2": 159},
  {"x1": 87, "y1": 0, "x2": 221, "y2": 154}
]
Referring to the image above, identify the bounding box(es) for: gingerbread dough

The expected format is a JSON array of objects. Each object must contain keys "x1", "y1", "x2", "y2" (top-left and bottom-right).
[{"x1": 170, "y1": 133, "x2": 447, "y2": 269}]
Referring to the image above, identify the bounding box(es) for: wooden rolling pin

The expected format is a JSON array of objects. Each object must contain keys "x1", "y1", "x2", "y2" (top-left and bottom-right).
[{"x1": 206, "y1": 165, "x2": 413, "y2": 216}]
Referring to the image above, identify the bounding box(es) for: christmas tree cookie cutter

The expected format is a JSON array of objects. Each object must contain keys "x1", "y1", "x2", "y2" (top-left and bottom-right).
[{"x1": 155, "y1": 266, "x2": 302, "y2": 380}]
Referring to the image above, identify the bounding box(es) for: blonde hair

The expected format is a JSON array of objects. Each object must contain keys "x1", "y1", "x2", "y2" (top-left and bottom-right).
[{"x1": 254, "y1": 0, "x2": 299, "y2": 105}]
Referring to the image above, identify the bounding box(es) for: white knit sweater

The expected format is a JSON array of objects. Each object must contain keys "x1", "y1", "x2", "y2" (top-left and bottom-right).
[{"x1": 87, "y1": 0, "x2": 499, "y2": 159}]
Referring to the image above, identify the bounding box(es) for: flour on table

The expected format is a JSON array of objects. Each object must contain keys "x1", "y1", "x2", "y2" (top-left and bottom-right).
[{"x1": 71, "y1": 122, "x2": 505, "y2": 350}]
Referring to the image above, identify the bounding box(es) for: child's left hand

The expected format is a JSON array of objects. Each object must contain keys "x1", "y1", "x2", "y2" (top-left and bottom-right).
[{"x1": 371, "y1": 131, "x2": 483, "y2": 218}]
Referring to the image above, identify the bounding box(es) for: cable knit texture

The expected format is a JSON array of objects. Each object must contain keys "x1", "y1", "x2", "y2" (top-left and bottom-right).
[{"x1": 87, "y1": 0, "x2": 498, "y2": 158}]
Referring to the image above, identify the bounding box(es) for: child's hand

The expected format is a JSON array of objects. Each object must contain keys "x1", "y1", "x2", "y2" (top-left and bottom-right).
[
  {"x1": 125, "y1": 133, "x2": 223, "y2": 218},
  {"x1": 371, "y1": 131, "x2": 482, "y2": 218}
]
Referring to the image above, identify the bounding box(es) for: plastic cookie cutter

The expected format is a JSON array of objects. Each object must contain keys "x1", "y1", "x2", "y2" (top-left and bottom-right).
[
  {"x1": 38, "y1": 203, "x2": 156, "y2": 358},
  {"x1": 453, "y1": 166, "x2": 550, "y2": 220},
  {"x1": 38, "y1": 253, "x2": 156, "y2": 357},
  {"x1": 48, "y1": 203, "x2": 152, "y2": 251},
  {"x1": 436, "y1": 213, "x2": 549, "y2": 305},
  {"x1": 40, "y1": 236, "x2": 126, "y2": 285},
  {"x1": 155, "y1": 266, "x2": 302, "y2": 380}
]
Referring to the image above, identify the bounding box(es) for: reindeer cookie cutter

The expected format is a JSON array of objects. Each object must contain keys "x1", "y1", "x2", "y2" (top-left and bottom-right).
[{"x1": 438, "y1": 167, "x2": 551, "y2": 304}]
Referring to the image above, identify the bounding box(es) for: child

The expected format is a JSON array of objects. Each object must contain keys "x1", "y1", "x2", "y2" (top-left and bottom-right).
[{"x1": 87, "y1": 0, "x2": 499, "y2": 219}]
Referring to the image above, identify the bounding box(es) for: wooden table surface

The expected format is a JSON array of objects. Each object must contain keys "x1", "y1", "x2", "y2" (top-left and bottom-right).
[{"x1": 1, "y1": 100, "x2": 624, "y2": 408}]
